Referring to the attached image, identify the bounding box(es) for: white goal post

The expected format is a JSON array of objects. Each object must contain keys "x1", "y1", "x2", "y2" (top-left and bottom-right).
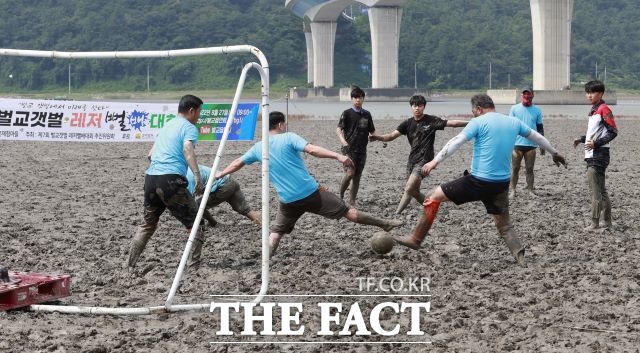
[{"x1": 0, "y1": 45, "x2": 272, "y2": 314}]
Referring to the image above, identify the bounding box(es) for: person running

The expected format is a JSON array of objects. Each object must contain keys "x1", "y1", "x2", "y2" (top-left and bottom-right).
[
  {"x1": 395, "y1": 94, "x2": 567, "y2": 266},
  {"x1": 573, "y1": 80, "x2": 618, "y2": 231},
  {"x1": 186, "y1": 165, "x2": 261, "y2": 227},
  {"x1": 336, "y1": 86, "x2": 375, "y2": 205},
  {"x1": 509, "y1": 85, "x2": 545, "y2": 198},
  {"x1": 216, "y1": 111, "x2": 404, "y2": 257},
  {"x1": 127, "y1": 94, "x2": 206, "y2": 271},
  {"x1": 369, "y1": 95, "x2": 467, "y2": 214}
]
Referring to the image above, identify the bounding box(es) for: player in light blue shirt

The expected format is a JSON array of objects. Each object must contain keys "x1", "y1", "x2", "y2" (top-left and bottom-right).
[
  {"x1": 509, "y1": 86, "x2": 545, "y2": 197},
  {"x1": 461, "y1": 111, "x2": 532, "y2": 182},
  {"x1": 146, "y1": 114, "x2": 200, "y2": 177},
  {"x1": 241, "y1": 131, "x2": 319, "y2": 204},
  {"x1": 128, "y1": 94, "x2": 207, "y2": 271},
  {"x1": 217, "y1": 111, "x2": 404, "y2": 257},
  {"x1": 187, "y1": 165, "x2": 260, "y2": 227},
  {"x1": 395, "y1": 94, "x2": 567, "y2": 267}
]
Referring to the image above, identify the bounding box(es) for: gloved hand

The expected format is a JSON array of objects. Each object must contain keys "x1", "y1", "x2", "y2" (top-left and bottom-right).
[{"x1": 552, "y1": 153, "x2": 568, "y2": 168}]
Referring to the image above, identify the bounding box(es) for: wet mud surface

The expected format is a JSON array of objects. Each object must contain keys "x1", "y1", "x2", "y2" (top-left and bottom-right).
[{"x1": 0, "y1": 118, "x2": 638, "y2": 352}]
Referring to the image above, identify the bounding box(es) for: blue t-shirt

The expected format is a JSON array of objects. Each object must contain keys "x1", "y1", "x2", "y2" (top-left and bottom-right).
[
  {"x1": 146, "y1": 115, "x2": 199, "y2": 176},
  {"x1": 241, "y1": 132, "x2": 319, "y2": 203},
  {"x1": 510, "y1": 103, "x2": 543, "y2": 148},
  {"x1": 186, "y1": 165, "x2": 228, "y2": 194},
  {"x1": 461, "y1": 112, "x2": 532, "y2": 182}
]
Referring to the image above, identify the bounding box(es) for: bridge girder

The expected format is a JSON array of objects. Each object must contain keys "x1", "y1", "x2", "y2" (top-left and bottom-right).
[{"x1": 286, "y1": 0, "x2": 406, "y2": 21}]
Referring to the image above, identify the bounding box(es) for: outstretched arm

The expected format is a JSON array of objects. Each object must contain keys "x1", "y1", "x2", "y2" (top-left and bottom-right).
[
  {"x1": 537, "y1": 123, "x2": 546, "y2": 155},
  {"x1": 446, "y1": 120, "x2": 468, "y2": 128},
  {"x1": 422, "y1": 133, "x2": 469, "y2": 176},
  {"x1": 304, "y1": 143, "x2": 354, "y2": 168},
  {"x1": 216, "y1": 158, "x2": 246, "y2": 179},
  {"x1": 526, "y1": 130, "x2": 557, "y2": 155},
  {"x1": 526, "y1": 130, "x2": 567, "y2": 168},
  {"x1": 369, "y1": 130, "x2": 402, "y2": 142}
]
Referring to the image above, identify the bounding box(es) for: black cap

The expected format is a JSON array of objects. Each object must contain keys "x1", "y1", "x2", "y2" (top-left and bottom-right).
[{"x1": 521, "y1": 85, "x2": 533, "y2": 93}]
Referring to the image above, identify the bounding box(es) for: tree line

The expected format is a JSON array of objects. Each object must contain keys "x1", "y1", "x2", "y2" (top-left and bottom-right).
[{"x1": 0, "y1": 0, "x2": 637, "y2": 92}]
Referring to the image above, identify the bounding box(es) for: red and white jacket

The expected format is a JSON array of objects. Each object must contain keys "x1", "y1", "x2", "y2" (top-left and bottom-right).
[{"x1": 582, "y1": 100, "x2": 617, "y2": 159}]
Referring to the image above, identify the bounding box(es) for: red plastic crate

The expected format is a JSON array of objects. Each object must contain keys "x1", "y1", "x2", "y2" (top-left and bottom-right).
[{"x1": 0, "y1": 271, "x2": 71, "y2": 311}]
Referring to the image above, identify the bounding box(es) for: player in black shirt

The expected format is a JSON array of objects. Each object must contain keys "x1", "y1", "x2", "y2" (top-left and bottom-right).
[
  {"x1": 370, "y1": 95, "x2": 467, "y2": 214},
  {"x1": 336, "y1": 86, "x2": 376, "y2": 205}
]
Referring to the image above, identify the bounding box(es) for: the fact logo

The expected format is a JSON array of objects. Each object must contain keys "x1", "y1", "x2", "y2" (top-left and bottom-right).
[
  {"x1": 208, "y1": 277, "x2": 432, "y2": 339},
  {"x1": 209, "y1": 302, "x2": 430, "y2": 336}
]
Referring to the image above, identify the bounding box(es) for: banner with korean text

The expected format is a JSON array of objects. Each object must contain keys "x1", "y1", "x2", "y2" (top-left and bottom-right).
[{"x1": 0, "y1": 98, "x2": 259, "y2": 142}]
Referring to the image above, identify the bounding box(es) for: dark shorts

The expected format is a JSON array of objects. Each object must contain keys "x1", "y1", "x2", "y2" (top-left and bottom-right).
[
  {"x1": 441, "y1": 174, "x2": 509, "y2": 215},
  {"x1": 341, "y1": 147, "x2": 367, "y2": 176},
  {"x1": 143, "y1": 174, "x2": 199, "y2": 228},
  {"x1": 514, "y1": 145, "x2": 536, "y2": 152},
  {"x1": 271, "y1": 190, "x2": 350, "y2": 234}
]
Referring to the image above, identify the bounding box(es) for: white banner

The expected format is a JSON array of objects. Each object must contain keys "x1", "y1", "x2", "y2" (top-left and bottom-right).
[{"x1": 0, "y1": 98, "x2": 259, "y2": 142}]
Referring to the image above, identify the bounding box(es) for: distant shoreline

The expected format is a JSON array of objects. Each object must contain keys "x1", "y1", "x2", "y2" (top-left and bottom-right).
[{"x1": 2, "y1": 89, "x2": 639, "y2": 103}]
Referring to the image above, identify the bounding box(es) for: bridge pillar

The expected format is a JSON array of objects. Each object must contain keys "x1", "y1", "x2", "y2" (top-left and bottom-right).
[
  {"x1": 303, "y1": 22, "x2": 314, "y2": 84},
  {"x1": 368, "y1": 6, "x2": 402, "y2": 88},
  {"x1": 530, "y1": 0, "x2": 574, "y2": 90},
  {"x1": 310, "y1": 21, "x2": 337, "y2": 87}
]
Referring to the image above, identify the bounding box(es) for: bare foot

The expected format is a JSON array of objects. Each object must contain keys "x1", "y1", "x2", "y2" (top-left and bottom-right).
[
  {"x1": 269, "y1": 234, "x2": 282, "y2": 258},
  {"x1": 395, "y1": 235, "x2": 421, "y2": 250},
  {"x1": 515, "y1": 250, "x2": 526, "y2": 267}
]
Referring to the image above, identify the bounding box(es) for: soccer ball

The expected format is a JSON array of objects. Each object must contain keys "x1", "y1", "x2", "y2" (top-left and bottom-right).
[{"x1": 370, "y1": 232, "x2": 394, "y2": 255}]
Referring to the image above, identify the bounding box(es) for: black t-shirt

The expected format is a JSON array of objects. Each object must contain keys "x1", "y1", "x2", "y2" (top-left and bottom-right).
[
  {"x1": 397, "y1": 114, "x2": 447, "y2": 166},
  {"x1": 337, "y1": 108, "x2": 375, "y2": 154}
]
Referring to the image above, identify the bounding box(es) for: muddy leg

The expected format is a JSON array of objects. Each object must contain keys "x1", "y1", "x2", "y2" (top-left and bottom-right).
[
  {"x1": 269, "y1": 232, "x2": 283, "y2": 258},
  {"x1": 127, "y1": 223, "x2": 156, "y2": 269},
  {"x1": 396, "y1": 199, "x2": 441, "y2": 250},
  {"x1": 340, "y1": 169, "x2": 354, "y2": 200},
  {"x1": 187, "y1": 227, "x2": 206, "y2": 270},
  {"x1": 396, "y1": 174, "x2": 423, "y2": 214},
  {"x1": 601, "y1": 172, "x2": 612, "y2": 228},
  {"x1": 344, "y1": 209, "x2": 404, "y2": 231},
  {"x1": 493, "y1": 212, "x2": 525, "y2": 267},
  {"x1": 586, "y1": 167, "x2": 603, "y2": 230},
  {"x1": 246, "y1": 210, "x2": 262, "y2": 226},
  {"x1": 349, "y1": 173, "x2": 361, "y2": 206},
  {"x1": 524, "y1": 149, "x2": 536, "y2": 191},
  {"x1": 510, "y1": 149, "x2": 524, "y2": 197}
]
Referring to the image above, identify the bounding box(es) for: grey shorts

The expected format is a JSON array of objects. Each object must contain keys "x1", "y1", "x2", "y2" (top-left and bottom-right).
[
  {"x1": 204, "y1": 177, "x2": 251, "y2": 215},
  {"x1": 271, "y1": 190, "x2": 350, "y2": 234}
]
